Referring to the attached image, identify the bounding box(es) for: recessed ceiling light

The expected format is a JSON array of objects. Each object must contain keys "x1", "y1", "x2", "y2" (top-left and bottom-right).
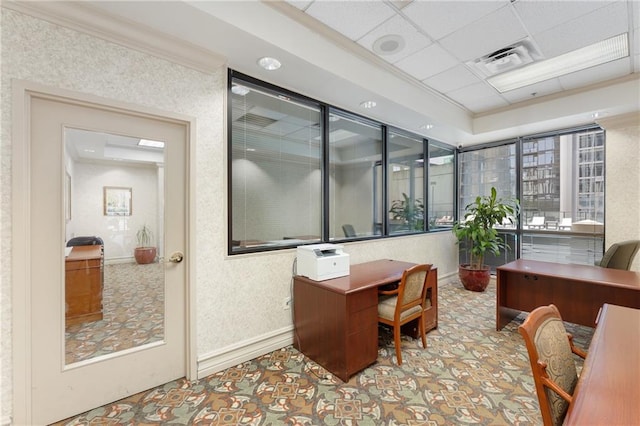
[
  {"x1": 360, "y1": 100, "x2": 377, "y2": 109},
  {"x1": 372, "y1": 34, "x2": 405, "y2": 56},
  {"x1": 257, "y1": 56, "x2": 281, "y2": 71},
  {"x1": 420, "y1": 124, "x2": 434, "y2": 130},
  {"x1": 487, "y1": 33, "x2": 629, "y2": 93},
  {"x1": 231, "y1": 84, "x2": 250, "y2": 96},
  {"x1": 138, "y1": 139, "x2": 165, "y2": 148}
]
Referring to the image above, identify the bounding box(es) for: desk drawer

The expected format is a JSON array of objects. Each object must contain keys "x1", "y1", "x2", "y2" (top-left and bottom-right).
[{"x1": 347, "y1": 289, "x2": 377, "y2": 313}]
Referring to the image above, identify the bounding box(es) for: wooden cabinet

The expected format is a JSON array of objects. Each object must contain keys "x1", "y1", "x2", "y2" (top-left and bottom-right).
[
  {"x1": 293, "y1": 260, "x2": 438, "y2": 381},
  {"x1": 65, "y1": 245, "x2": 104, "y2": 325}
]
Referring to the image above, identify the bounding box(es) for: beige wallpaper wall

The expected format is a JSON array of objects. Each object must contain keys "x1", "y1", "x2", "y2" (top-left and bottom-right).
[
  {"x1": 1, "y1": 9, "x2": 458, "y2": 423},
  {"x1": 598, "y1": 113, "x2": 640, "y2": 270}
]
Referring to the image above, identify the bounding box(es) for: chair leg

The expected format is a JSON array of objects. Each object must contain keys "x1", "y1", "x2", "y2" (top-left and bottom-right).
[
  {"x1": 419, "y1": 314, "x2": 427, "y2": 349},
  {"x1": 394, "y1": 325, "x2": 402, "y2": 365}
]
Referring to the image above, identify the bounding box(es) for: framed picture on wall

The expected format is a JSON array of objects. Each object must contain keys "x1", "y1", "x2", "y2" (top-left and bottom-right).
[{"x1": 103, "y1": 186, "x2": 132, "y2": 216}]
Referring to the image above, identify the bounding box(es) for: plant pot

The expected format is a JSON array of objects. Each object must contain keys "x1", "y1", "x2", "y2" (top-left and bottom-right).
[
  {"x1": 134, "y1": 247, "x2": 157, "y2": 264},
  {"x1": 458, "y1": 264, "x2": 491, "y2": 292}
]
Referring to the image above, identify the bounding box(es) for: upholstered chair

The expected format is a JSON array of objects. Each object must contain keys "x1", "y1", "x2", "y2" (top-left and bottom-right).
[
  {"x1": 378, "y1": 263, "x2": 432, "y2": 365},
  {"x1": 518, "y1": 304, "x2": 587, "y2": 426},
  {"x1": 598, "y1": 240, "x2": 640, "y2": 270}
]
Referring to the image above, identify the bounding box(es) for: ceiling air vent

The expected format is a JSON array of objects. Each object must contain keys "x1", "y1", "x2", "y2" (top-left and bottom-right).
[
  {"x1": 236, "y1": 112, "x2": 277, "y2": 128},
  {"x1": 467, "y1": 38, "x2": 542, "y2": 78}
]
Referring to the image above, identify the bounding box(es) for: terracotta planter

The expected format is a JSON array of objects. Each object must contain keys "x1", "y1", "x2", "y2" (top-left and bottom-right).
[
  {"x1": 134, "y1": 247, "x2": 157, "y2": 264},
  {"x1": 458, "y1": 264, "x2": 491, "y2": 292}
]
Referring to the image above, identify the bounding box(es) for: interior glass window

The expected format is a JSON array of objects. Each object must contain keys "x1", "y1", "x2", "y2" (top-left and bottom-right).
[
  {"x1": 387, "y1": 130, "x2": 425, "y2": 235},
  {"x1": 328, "y1": 110, "x2": 382, "y2": 240},
  {"x1": 230, "y1": 77, "x2": 322, "y2": 253}
]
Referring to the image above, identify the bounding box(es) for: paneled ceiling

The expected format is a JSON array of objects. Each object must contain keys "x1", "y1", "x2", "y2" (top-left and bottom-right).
[{"x1": 16, "y1": 0, "x2": 640, "y2": 146}]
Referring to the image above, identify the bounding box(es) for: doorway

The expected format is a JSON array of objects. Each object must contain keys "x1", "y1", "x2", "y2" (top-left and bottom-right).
[{"x1": 12, "y1": 83, "x2": 194, "y2": 425}]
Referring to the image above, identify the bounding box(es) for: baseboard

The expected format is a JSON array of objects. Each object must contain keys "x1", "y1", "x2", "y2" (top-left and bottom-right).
[{"x1": 197, "y1": 326, "x2": 294, "y2": 379}]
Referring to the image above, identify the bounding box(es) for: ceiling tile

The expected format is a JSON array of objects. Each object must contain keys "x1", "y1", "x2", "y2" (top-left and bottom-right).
[
  {"x1": 402, "y1": 1, "x2": 505, "y2": 40},
  {"x1": 447, "y1": 82, "x2": 510, "y2": 113},
  {"x1": 513, "y1": 0, "x2": 614, "y2": 35},
  {"x1": 394, "y1": 43, "x2": 459, "y2": 80},
  {"x1": 534, "y1": 1, "x2": 629, "y2": 57},
  {"x1": 557, "y1": 58, "x2": 632, "y2": 90},
  {"x1": 357, "y1": 14, "x2": 432, "y2": 64},
  {"x1": 499, "y1": 78, "x2": 564, "y2": 103},
  {"x1": 424, "y1": 64, "x2": 481, "y2": 94},
  {"x1": 439, "y1": 5, "x2": 529, "y2": 62},
  {"x1": 305, "y1": 1, "x2": 396, "y2": 40}
]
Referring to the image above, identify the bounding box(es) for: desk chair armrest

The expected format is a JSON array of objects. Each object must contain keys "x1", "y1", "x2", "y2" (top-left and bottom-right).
[
  {"x1": 538, "y1": 361, "x2": 574, "y2": 403},
  {"x1": 378, "y1": 288, "x2": 399, "y2": 295},
  {"x1": 568, "y1": 334, "x2": 587, "y2": 359}
]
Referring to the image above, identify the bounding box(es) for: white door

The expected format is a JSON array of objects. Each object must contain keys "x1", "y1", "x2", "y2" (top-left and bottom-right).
[{"x1": 17, "y1": 89, "x2": 189, "y2": 424}]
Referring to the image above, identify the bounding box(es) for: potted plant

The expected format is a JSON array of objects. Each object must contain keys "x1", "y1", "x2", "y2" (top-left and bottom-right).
[
  {"x1": 134, "y1": 224, "x2": 157, "y2": 264},
  {"x1": 389, "y1": 193, "x2": 424, "y2": 231},
  {"x1": 452, "y1": 187, "x2": 518, "y2": 291}
]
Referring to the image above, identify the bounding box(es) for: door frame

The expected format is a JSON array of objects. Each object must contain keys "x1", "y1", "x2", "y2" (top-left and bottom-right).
[{"x1": 11, "y1": 80, "x2": 197, "y2": 424}]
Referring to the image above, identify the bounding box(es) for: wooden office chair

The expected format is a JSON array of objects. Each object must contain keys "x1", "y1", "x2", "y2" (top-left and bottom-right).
[
  {"x1": 378, "y1": 263, "x2": 432, "y2": 365},
  {"x1": 518, "y1": 304, "x2": 587, "y2": 426},
  {"x1": 598, "y1": 240, "x2": 640, "y2": 270}
]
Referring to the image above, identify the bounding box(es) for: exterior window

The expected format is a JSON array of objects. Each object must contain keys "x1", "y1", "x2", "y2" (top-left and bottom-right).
[
  {"x1": 458, "y1": 143, "x2": 518, "y2": 269},
  {"x1": 229, "y1": 75, "x2": 322, "y2": 253},
  {"x1": 387, "y1": 130, "x2": 425, "y2": 235},
  {"x1": 328, "y1": 110, "x2": 382, "y2": 239}
]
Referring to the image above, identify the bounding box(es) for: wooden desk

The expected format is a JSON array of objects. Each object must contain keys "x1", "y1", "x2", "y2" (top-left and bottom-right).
[
  {"x1": 293, "y1": 259, "x2": 437, "y2": 381},
  {"x1": 564, "y1": 304, "x2": 640, "y2": 425},
  {"x1": 65, "y1": 245, "x2": 104, "y2": 325},
  {"x1": 496, "y1": 259, "x2": 640, "y2": 330}
]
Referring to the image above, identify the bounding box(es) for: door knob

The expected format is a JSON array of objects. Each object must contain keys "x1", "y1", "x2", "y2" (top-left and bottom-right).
[{"x1": 168, "y1": 251, "x2": 184, "y2": 263}]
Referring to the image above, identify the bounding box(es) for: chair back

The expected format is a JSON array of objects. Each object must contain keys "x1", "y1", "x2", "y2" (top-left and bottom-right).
[
  {"x1": 342, "y1": 224, "x2": 356, "y2": 238},
  {"x1": 66, "y1": 236, "x2": 104, "y2": 247},
  {"x1": 519, "y1": 304, "x2": 579, "y2": 426},
  {"x1": 394, "y1": 264, "x2": 432, "y2": 321},
  {"x1": 599, "y1": 240, "x2": 640, "y2": 270}
]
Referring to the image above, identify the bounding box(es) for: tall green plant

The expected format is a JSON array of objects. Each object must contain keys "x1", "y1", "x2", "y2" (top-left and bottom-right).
[{"x1": 452, "y1": 187, "x2": 519, "y2": 269}]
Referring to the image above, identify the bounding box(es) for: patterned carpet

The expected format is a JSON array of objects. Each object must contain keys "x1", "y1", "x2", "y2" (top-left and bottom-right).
[
  {"x1": 54, "y1": 277, "x2": 594, "y2": 425},
  {"x1": 65, "y1": 262, "x2": 164, "y2": 364}
]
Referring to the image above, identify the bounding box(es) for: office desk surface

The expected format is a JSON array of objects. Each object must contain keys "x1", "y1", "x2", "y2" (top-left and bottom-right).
[
  {"x1": 564, "y1": 304, "x2": 640, "y2": 425},
  {"x1": 498, "y1": 259, "x2": 640, "y2": 289},
  {"x1": 299, "y1": 259, "x2": 416, "y2": 294}
]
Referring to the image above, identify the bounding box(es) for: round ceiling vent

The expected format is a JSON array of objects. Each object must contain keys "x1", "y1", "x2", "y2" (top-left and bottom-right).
[{"x1": 372, "y1": 34, "x2": 405, "y2": 56}]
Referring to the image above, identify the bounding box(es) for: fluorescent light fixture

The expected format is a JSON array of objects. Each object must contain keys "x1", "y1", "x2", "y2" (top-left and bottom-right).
[
  {"x1": 138, "y1": 139, "x2": 165, "y2": 148},
  {"x1": 487, "y1": 33, "x2": 628, "y2": 93},
  {"x1": 258, "y1": 56, "x2": 281, "y2": 71},
  {"x1": 360, "y1": 100, "x2": 377, "y2": 109}
]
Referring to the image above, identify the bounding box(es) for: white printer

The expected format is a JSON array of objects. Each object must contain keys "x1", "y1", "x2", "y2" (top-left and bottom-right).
[{"x1": 296, "y1": 243, "x2": 350, "y2": 281}]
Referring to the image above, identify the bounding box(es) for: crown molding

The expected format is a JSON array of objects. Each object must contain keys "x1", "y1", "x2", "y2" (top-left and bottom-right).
[{"x1": 2, "y1": 0, "x2": 226, "y2": 74}]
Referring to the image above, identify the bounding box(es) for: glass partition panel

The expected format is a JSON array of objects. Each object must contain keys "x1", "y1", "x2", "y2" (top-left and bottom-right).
[
  {"x1": 328, "y1": 110, "x2": 382, "y2": 239},
  {"x1": 230, "y1": 77, "x2": 322, "y2": 252},
  {"x1": 428, "y1": 143, "x2": 455, "y2": 229},
  {"x1": 387, "y1": 130, "x2": 425, "y2": 235}
]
